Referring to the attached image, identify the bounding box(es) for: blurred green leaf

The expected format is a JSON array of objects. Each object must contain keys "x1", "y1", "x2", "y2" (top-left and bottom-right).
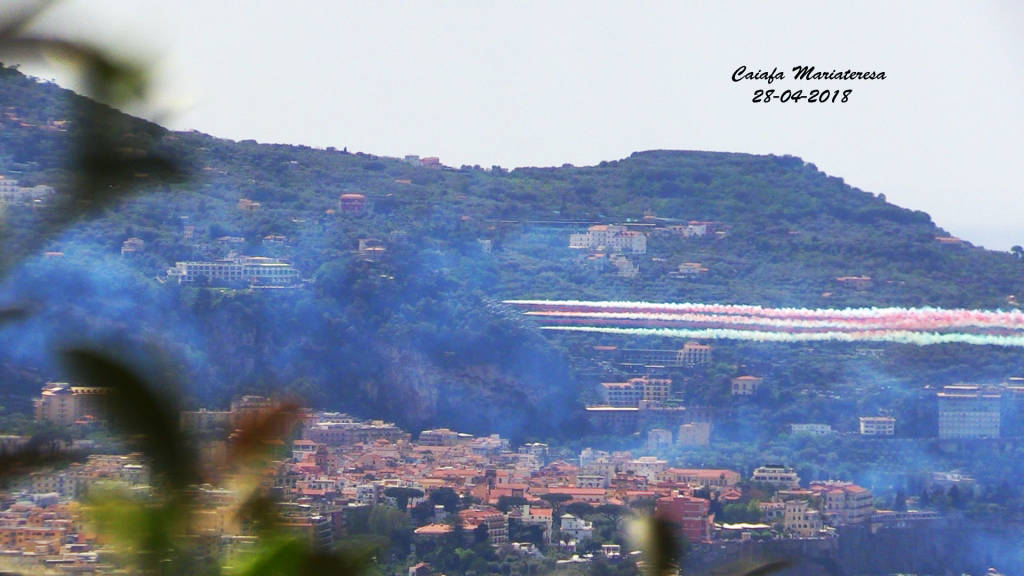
[
  {"x1": 0, "y1": 6, "x2": 187, "y2": 278},
  {"x1": 237, "y1": 538, "x2": 307, "y2": 576},
  {"x1": 0, "y1": 443, "x2": 82, "y2": 479},
  {"x1": 60, "y1": 348, "x2": 198, "y2": 489},
  {"x1": 228, "y1": 402, "x2": 301, "y2": 464},
  {"x1": 235, "y1": 493, "x2": 280, "y2": 537},
  {"x1": 0, "y1": 0, "x2": 55, "y2": 39},
  {"x1": 236, "y1": 537, "x2": 373, "y2": 576},
  {"x1": 0, "y1": 35, "x2": 148, "y2": 105},
  {"x1": 644, "y1": 516, "x2": 681, "y2": 576},
  {"x1": 300, "y1": 549, "x2": 374, "y2": 576},
  {"x1": 87, "y1": 489, "x2": 180, "y2": 572}
]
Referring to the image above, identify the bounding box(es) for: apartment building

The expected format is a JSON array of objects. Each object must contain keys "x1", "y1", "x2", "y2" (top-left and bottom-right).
[
  {"x1": 678, "y1": 341, "x2": 712, "y2": 366},
  {"x1": 34, "y1": 382, "x2": 108, "y2": 426},
  {"x1": 655, "y1": 494, "x2": 714, "y2": 544},
  {"x1": 600, "y1": 377, "x2": 672, "y2": 408},
  {"x1": 569, "y1": 224, "x2": 647, "y2": 254},
  {"x1": 810, "y1": 481, "x2": 874, "y2": 525},
  {"x1": 938, "y1": 385, "x2": 1001, "y2": 439}
]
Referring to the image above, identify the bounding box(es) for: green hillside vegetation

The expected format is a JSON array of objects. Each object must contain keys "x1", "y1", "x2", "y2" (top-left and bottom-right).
[{"x1": 2, "y1": 64, "x2": 1024, "y2": 444}]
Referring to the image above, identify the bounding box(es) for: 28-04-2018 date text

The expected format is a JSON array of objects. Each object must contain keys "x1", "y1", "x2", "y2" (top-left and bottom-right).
[{"x1": 753, "y1": 89, "x2": 852, "y2": 103}]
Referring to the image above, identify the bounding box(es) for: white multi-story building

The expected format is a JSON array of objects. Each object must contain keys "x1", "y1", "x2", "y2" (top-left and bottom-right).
[
  {"x1": 678, "y1": 341, "x2": 712, "y2": 366},
  {"x1": 167, "y1": 256, "x2": 300, "y2": 286},
  {"x1": 859, "y1": 416, "x2": 896, "y2": 436},
  {"x1": 646, "y1": 428, "x2": 674, "y2": 451},
  {"x1": 782, "y1": 499, "x2": 823, "y2": 537},
  {"x1": 623, "y1": 457, "x2": 668, "y2": 482},
  {"x1": 600, "y1": 377, "x2": 672, "y2": 408},
  {"x1": 559, "y1": 514, "x2": 593, "y2": 542},
  {"x1": 751, "y1": 465, "x2": 800, "y2": 488},
  {"x1": 938, "y1": 385, "x2": 1001, "y2": 439},
  {"x1": 121, "y1": 237, "x2": 145, "y2": 255},
  {"x1": 790, "y1": 423, "x2": 834, "y2": 436},
  {"x1": 677, "y1": 422, "x2": 711, "y2": 447}
]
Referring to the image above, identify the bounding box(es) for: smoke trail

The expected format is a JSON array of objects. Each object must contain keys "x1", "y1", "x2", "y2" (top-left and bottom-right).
[
  {"x1": 507, "y1": 299, "x2": 1024, "y2": 326},
  {"x1": 505, "y1": 299, "x2": 1024, "y2": 346},
  {"x1": 540, "y1": 325, "x2": 1024, "y2": 347},
  {"x1": 524, "y1": 310, "x2": 1024, "y2": 333}
]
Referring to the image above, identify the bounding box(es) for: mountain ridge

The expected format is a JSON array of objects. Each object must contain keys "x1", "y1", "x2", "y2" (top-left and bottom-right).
[{"x1": 1, "y1": 64, "x2": 1023, "y2": 440}]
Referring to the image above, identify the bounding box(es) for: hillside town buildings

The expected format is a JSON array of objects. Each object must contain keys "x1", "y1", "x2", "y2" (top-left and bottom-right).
[{"x1": 1, "y1": 391, "x2": 963, "y2": 574}]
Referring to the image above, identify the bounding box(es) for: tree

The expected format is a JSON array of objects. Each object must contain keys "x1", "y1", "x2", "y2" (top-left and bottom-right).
[
  {"x1": 384, "y1": 486, "x2": 424, "y2": 511},
  {"x1": 1012, "y1": 245, "x2": 1024, "y2": 261},
  {"x1": 539, "y1": 493, "x2": 573, "y2": 512},
  {"x1": 496, "y1": 495, "x2": 529, "y2": 513},
  {"x1": 472, "y1": 523, "x2": 489, "y2": 544},
  {"x1": 429, "y1": 487, "x2": 461, "y2": 513},
  {"x1": 894, "y1": 490, "x2": 907, "y2": 512},
  {"x1": 948, "y1": 485, "x2": 963, "y2": 509},
  {"x1": 410, "y1": 500, "x2": 435, "y2": 525},
  {"x1": 565, "y1": 501, "x2": 594, "y2": 518}
]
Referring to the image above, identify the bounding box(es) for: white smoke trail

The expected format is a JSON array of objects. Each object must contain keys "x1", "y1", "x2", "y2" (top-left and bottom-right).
[
  {"x1": 540, "y1": 325, "x2": 1024, "y2": 347},
  {"x1": 523, "y1": 310, "x2": 1024, "y2": 332},
  {"x1": 506, "y1": 299, "x2": 1024, "y2": 328}
]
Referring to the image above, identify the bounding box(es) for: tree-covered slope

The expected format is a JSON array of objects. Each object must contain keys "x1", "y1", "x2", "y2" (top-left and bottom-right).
[{"x1": 1, "y1": 65, "x2": 1022, "y2": 440}]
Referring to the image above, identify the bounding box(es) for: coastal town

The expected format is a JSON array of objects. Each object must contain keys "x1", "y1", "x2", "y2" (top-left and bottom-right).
[{"x1": 1, "y1": 383, "x2": 996, "y2": 576}]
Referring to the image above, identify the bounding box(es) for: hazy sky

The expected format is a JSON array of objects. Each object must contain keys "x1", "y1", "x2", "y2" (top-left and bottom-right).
[{"x1": 11, "y1": 1, "x2": 1024, "y2": 250}]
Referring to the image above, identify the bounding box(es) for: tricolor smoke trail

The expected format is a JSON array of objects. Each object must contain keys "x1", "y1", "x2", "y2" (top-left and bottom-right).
[{"x1": 504, "y1": 299, "x2": 1024, "y2": 346}]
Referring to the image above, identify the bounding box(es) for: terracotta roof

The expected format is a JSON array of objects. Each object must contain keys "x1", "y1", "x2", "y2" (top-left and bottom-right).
[{"x1": 414, "y1": 524, "x2": 454, "y2": 535}]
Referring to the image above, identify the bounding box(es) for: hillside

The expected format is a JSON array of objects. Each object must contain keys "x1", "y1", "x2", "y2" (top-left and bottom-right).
[{"x1": 1, "y1": 64, "x2": 1024, "y2": 441}]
